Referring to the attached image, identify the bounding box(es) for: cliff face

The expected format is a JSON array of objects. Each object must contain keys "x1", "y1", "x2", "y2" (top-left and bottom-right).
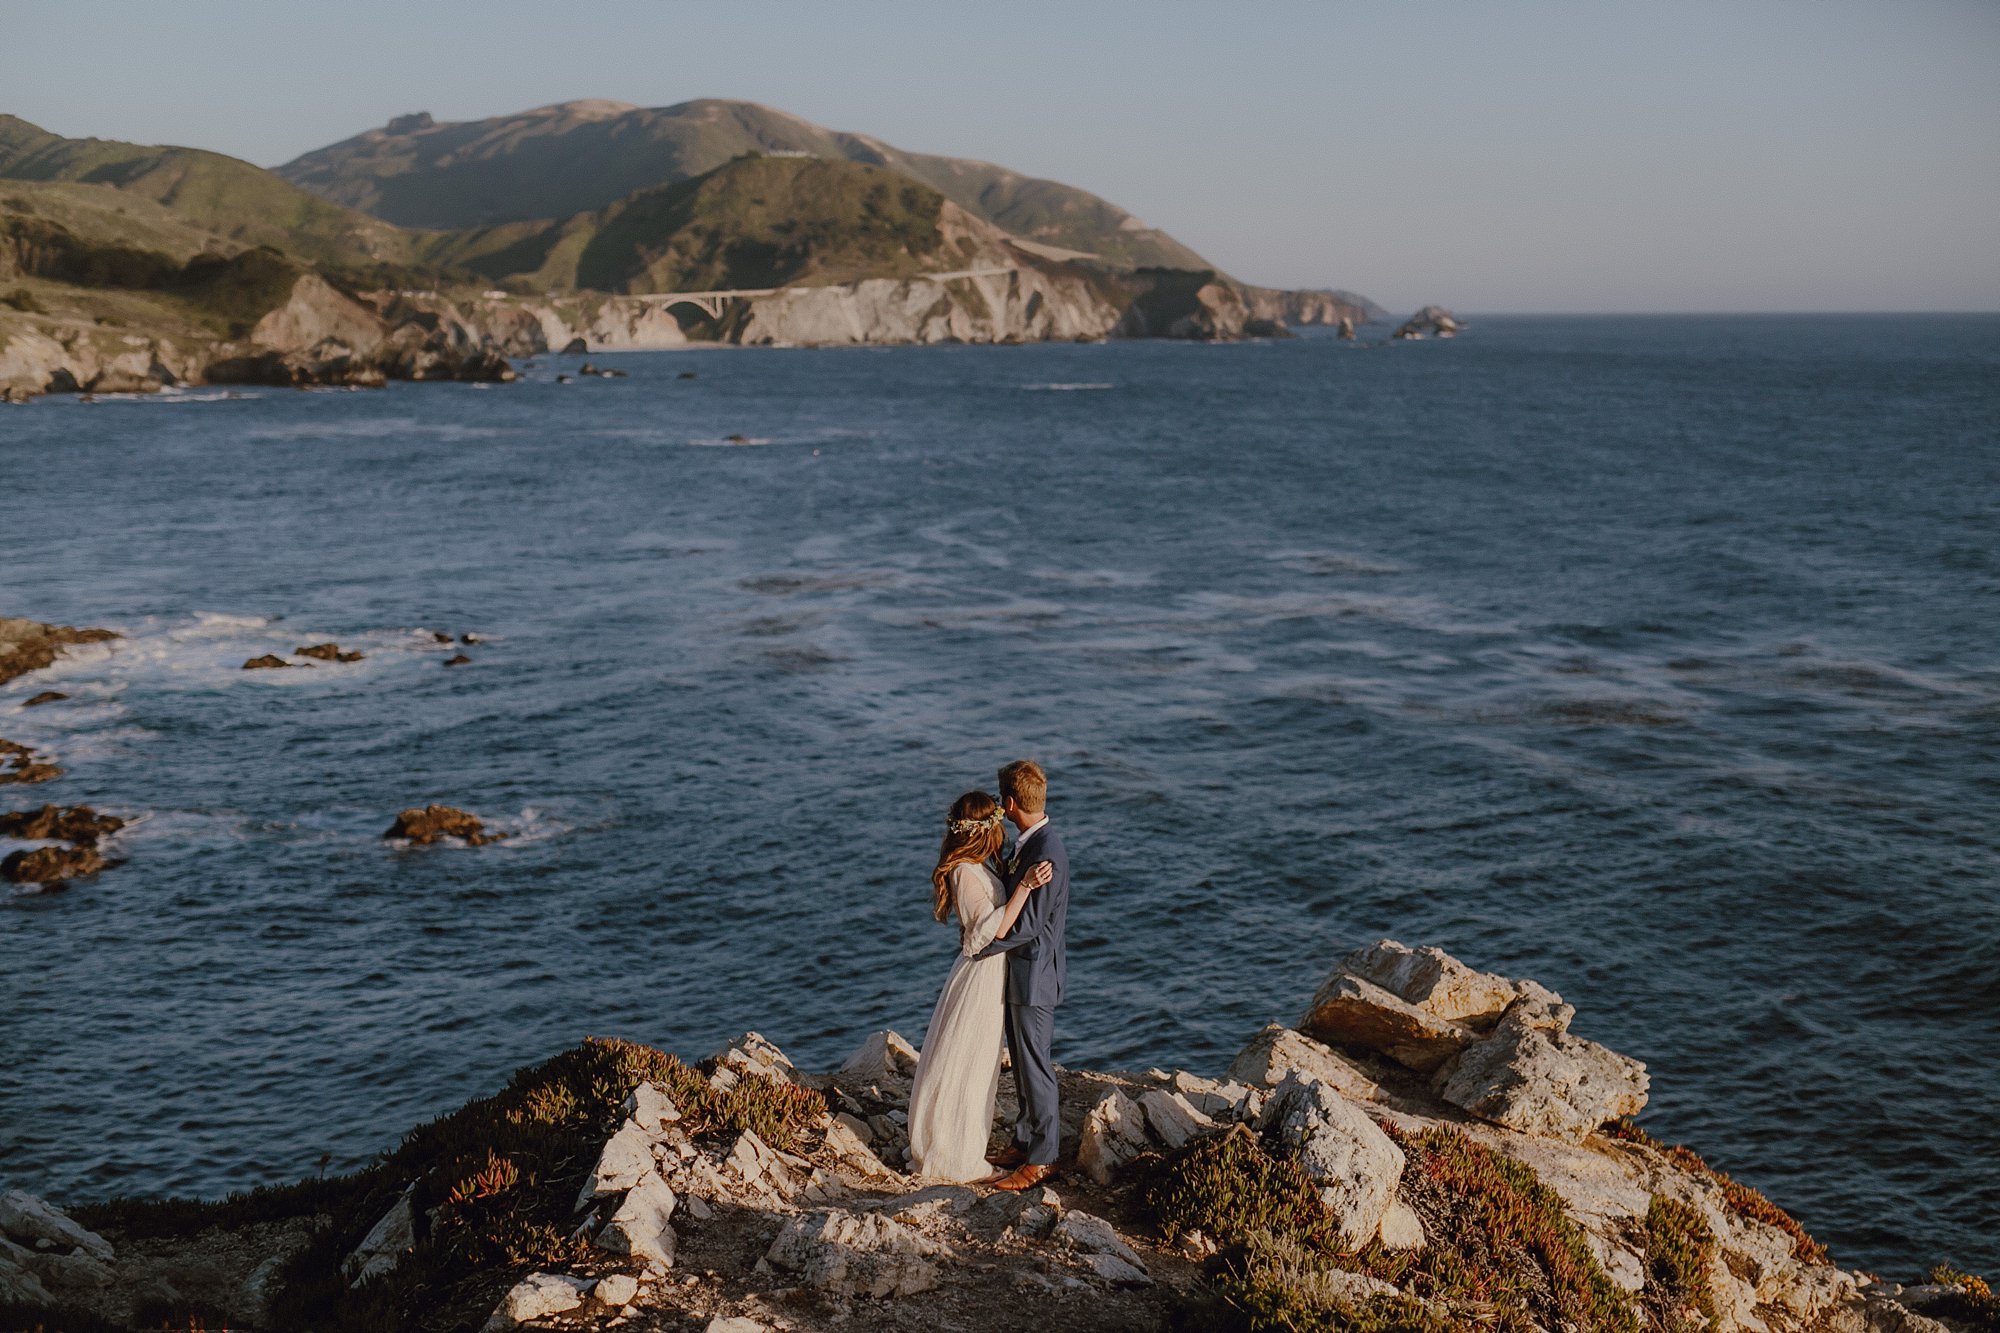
[{"x1": 1242, "y1": 285, "x2": 1384, "y2": 327}]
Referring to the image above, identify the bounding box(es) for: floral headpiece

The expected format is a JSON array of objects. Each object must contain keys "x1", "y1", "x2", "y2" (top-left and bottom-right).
[{"x1": 948, "y1": 804, "x2": 1006, "y2": 835}]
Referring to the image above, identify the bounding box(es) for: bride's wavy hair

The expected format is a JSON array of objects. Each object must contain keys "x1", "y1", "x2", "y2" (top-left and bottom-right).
[{"x1": 932, "y1": 790, "x2": 1005, "y2": 922}]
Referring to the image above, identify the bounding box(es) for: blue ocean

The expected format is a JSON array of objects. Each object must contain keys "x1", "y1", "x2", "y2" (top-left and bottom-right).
[{"x1": 2, "y1": 315, "x2": 1995, "y2": 1276}]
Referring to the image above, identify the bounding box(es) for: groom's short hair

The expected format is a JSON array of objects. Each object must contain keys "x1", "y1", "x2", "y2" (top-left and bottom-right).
[{"x1": 999, "y1": 759, "x2": 1047, "y2": 813}]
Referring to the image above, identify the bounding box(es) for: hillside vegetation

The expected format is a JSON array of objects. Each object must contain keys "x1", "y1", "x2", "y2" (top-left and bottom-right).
[
  {"x1": 0, "y1": 115, "x2": 418, "y2": 271},
  {"x1": 278, "y1": 98, "x2": 1213, "y2": 270},
  {"x1": 425, "y1": 156, "x2": 965, "y2": 293}
]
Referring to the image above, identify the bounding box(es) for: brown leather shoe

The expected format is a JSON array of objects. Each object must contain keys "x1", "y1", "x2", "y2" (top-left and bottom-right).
[
  {"x1": 990, "y1": 1162, "x2": 1058, "y2": 1192},
  {"x1": 987, "y1": 1146, "x2": 1028, "y2": 1169}
]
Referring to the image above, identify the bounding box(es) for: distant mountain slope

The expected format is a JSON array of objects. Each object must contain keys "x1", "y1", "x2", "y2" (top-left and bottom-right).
[
  {"x1": 278, "y1": 99, "x2": 1213, "y2": 270},
  {"x1": 0, "y1": 115, "x2": 417, "y2": 271},
  {"x1": 421, "y1": 155, "x2": 1023, "y2": 293}
]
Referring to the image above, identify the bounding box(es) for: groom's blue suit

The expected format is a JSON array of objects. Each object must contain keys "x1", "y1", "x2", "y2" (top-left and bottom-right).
[{"x1": 976, "y1": 821, "x2": 1068, "y2": 1166}]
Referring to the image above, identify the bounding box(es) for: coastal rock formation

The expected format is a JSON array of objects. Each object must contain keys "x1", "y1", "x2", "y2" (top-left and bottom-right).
[
  {"x1": 296, "y1": 642, "x2": 364, "y2": 662},
  {"x1": 1241, "y1": 285, "x2": 1383, "y2": 328},
  {"x1": 383, "y1": 804, "x2": 502, "y2": 845},
  {"x1": 241, "y1": 654, "x2": 294, "y2": 670},
  {"x1": 0, "y1": 617, "x2": 119, "y2": 687},
  {"x1": 2, "y1": 952, "x2": 1975, "y2": 1333},
  {"x1": 0, "y1": 737, "x2": 61, "y2": 785},
  {"x1": 21, "y1": 691, "x2": 67, "y2": 706},
  {"x1": 0, "y1": 804, "x2": 123, "y2": 845},
  {"x1": 1394, "y1": 304, "x2": 1463, "y2": 339}
]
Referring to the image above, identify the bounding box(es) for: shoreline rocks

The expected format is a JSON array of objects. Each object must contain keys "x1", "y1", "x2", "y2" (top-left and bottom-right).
[{"x1": 383, "y1": 804, "x2": 503, "y2": 846}]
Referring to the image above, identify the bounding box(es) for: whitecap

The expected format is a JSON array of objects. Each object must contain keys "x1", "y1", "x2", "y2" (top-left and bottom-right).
[{"x1": 1022, "y1": 382, "x2": 1114, "y2": 391}]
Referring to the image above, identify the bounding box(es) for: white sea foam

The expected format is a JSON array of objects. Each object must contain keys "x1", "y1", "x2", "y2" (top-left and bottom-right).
[{"x1": 1022, "y1": 382, "x2": 1114, "y2": 391}]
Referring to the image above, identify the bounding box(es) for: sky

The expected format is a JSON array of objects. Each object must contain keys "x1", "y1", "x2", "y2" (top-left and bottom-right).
[{"x1": 7, "y1": 0, "x2": 1998, "y2": 313}]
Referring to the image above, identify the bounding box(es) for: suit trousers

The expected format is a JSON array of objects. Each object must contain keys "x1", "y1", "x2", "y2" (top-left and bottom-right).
[{"x1": 1004, "y1": 1002, "x2": 1060, "y2": 1165}]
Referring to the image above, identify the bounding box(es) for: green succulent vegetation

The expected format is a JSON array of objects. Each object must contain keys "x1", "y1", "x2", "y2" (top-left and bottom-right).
[
  {"x1": 1180, "y1": 1231, "x2": 1460, "y2": 1333},
  {"x1": 1641, "y1": 1195, "x2": 1719, "y2": 1333},
  {"x1": 51, "y1": 1037, "x2": 824, "y2": 1333},
  {"x1": 1145, "y1": 1120, "x2": 1651, "y2": 1333},
  {"x1": 1923, "y1": 1264, "x2": 2000, "y2": 1333},
  {"x1": 1606, "y1": 1120, "x2": 1827, "y2": 1265}
]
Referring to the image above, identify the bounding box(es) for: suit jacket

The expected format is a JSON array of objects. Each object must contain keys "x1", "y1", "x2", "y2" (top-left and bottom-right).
[{"x1": 976, "y1": 823, "x2": 1068, "y2": 1008}]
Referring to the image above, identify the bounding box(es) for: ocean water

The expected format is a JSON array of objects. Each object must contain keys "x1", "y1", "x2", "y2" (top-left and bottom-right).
[{"x1": 1, "y1": 315, "x2": 1995, "y2": 1277}]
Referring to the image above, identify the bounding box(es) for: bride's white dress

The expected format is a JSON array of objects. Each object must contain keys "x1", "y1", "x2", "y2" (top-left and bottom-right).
[{"x1": 906, "y1": 862, "x2": 1008, "y2": 1181}]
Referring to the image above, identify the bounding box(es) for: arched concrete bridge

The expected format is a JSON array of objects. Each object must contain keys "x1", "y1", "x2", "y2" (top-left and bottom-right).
[{"x1": 625, "y1": 268, "x2": 1019, "y2": 320}]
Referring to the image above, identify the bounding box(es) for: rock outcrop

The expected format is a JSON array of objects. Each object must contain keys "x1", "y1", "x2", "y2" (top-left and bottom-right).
[
  {"x1": 0, "y1": 617, "x2": 118, "y2": 687},
  {"x1": 383, "y1": 804, "x2": 503, "y2": 846},
  {"x1": 1393, "y1": 304, "x2": 1462, "y2": 339}
]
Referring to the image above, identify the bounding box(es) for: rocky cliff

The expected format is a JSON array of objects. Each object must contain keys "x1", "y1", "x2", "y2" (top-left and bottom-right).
[
  {"x1": 0, "y1": 941, "x2": 1983, "y2": 1333},
  {"x1": 1242, "y1": 286, "x2": 1385, "y2": 328}
]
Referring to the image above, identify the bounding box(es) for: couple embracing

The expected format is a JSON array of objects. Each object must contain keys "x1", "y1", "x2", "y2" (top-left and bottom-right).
[{"x1": 905, "y1": 759, "x2": 1068, "y2": 1191}]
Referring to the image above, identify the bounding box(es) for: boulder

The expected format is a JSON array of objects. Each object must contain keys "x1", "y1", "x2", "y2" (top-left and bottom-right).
[
  {"x1": 592, "y1": 1272, "x2": 639, "y2": 1307},
  {"x1": 443, "y1": 653, "x2": 473, "y2": 666},
  {"x1": 481, "y1": 1271, "x2": 590, "y2": 1331},
  {"x1": 0, "y1": 1191, "x2": 114, "y2": 1262},
  {"x1": 764, "y1": 1208, "x2": 944, "y2": 1298},
  {"x1": 1298, "y1": 973, "x2": 1475, "y2": 1073},
  {"x1": 1077, "y1": 1086, "x2": 1151, "y2": 1185},
  {"x1": 560, "y1": 337, "x2": 588, "y2": 355},
  {"x1": 0, "y1": 739, "x2": 59, "y2": 786},
  {"x1": 1258, "y1": 1074, "x2": 1405, "y2": 1250},
  {"x1": 342, "y1": 1190, "x2": 414, "y2": 1284},
  {"x1": 0, "y1": 804, "x2": 124, "y2": 846},
  {"x1": 1341, "y1": 940, "x2": 1522, "y2": 1027},
  {"x1": 1432, "y1": 1001, "x2": 1648, "y2": 1142},
  {"x1": 241, "y1": 654, "x2": 293, "y2": 669},
  {"x1": 836, "y1": 1029, "x2": 919, "y2": 1082},
  {"x1": 2, "y1": 844, "x2": 105, "y2": 884},
  {"x1": 595, "y1": 1171, "x2": 677, "y2": 1268},
  {"x1": 1053, "y1": 1211, "x2": 1148, "y2": 1274},
  {"x1": 1227, "y1": 1024, "x2": 1383, "y2": 1101},
  {"x1": 384, "y1": 804, "x2": 502, "y2": 846},
  {"x1": 1137, "y1": 1088, "x2": 1219, "y2": 1150},
  {"x1": 22, "y1": 692, "x2": 66, "y2": 707}
]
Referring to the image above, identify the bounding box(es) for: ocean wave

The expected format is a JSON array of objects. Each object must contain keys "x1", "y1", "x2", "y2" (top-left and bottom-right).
[{"x1": 1021, "y1": 382, "x2": 1114, "y2": 391}]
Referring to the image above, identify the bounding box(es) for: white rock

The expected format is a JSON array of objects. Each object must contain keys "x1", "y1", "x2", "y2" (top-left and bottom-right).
[
  {"x1": 578, "y1": 1118, "x2": 660, "y2": 1207},
  {"x1": 704, "y1": 1318, "x2": 767, "y2": 1333},
  {"x1": 1227, "y1": 1024, "x2": 1381, "y2": 1102},
  {"x1": 1260, "y1": 1072, "x2": 1405, "y2": 1250},
  {"x1": 1137, "y1": 1088, "x2": 1220, "y2": 1150},
  {"x1": 707, "y1": 1032, "x2": 796, "y2": 1091},
  {"x1": 684, "y1": 1194, "x2": 715, "y2": 1221},
  {"x1": 481, "y1": 1271, "x2": 590, "y2": 1331},
  {"x1": 593, "y1": 1272, "x2": 639, "y2": 1306},
  {"x1": 1432, "y1": 1002, "x2": 1648, "y2": 1142},
  {"x1": 874, "y1": 1184, "x2": 977, "y2": 1224},
  {"x1": 342, "y1": 1189, "x2": 415, "y2": 1284},
  {"x1": 1078, "y1": 1251, "x2": 1153, "y2": 1285},
  {"x1": 0, "y1": 1236, "x2": 54, "y2": 1305},
  {"x1": 1170, "y1": 1070, "x2": 1263, "y2": 1122},
  {"x1": 596, "y1": 1172, "x2": 677, "y2": 1268},
  {"x1": 623, "y1": 1082, "x2": 682, "y2": 1132},
  {"x1": 834, "y1": 1111, "x2": 874, "y2": 1143},
  {"x1": 1377, "y1": 1200, "x2": 1426, "y2": 1251},
  {"x1": 765, "y1": 1208, "x2": 944, "y2": 1298},
  {"x1": 1077, "y1": 1086, "x2": 1151, "y2": 1185},
  {"x1": 836, "y1": 1029, "x2": 920, "y2": 1082},
  {"x1": 1052, "y1": 1211, "x2": 1148, "y2": 1273},
  {"x1": 1341, "y1": 939, "x2": 1523, "y2": 1026},
  {"x1": 824, "y1": 1114, "x2": 896, "y2": 1178},
  {"x1": 1299, "y1": 972, "x2": 1476, "y2": 1073},
  {"x1": 0, "y1": 1192, "x2": 114, "y2": 1263}
]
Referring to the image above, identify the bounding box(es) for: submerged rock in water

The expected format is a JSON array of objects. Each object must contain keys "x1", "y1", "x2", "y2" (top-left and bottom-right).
[
  {"x1": 384, "y1": 804, "x2": 503, "y2": 846},
  {"x1": 2, "y1": 844, "x2": 105, "y2": 883},
  {"x1": 241, "y1": 654, "x2": 294, "y2": 670},
  {"x1": 296, "y1": 643, "x2": 364, "y2": 662},
  {"x1": 0, "y1": 804, "x2": 124, "y2": 846},
  {"x1": 0, "y1": 738, "x2": 61, "y2": 786},
  {"x1": 22, "y1": 691, "x2": 68, "y2": 707}
]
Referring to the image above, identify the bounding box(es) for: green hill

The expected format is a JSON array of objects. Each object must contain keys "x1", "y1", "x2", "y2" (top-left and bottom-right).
[
  {"x1": 422, "y1": 155, "x2": 978, "y2": 293},
  {"x1": 0, "y1": 115, "x2": 419, "y2": 271},
  {"x1": 278, "y1": 99, "x2": 1213, "y2": 270}
]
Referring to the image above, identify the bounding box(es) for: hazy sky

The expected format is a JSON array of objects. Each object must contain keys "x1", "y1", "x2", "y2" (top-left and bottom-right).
[{"x1": 8, "y1": 0, "x2": 1998, "y2": 312}]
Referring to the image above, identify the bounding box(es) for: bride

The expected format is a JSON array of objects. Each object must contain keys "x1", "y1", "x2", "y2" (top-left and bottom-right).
[{"x1": 906, "y1": 790, "x2": 1050, "y2": 1181}]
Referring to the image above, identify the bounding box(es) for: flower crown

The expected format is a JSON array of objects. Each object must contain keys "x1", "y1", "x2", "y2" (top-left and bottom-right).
[{"x1": 947, "y1": 805, "x2": 1006, "y2": 835}]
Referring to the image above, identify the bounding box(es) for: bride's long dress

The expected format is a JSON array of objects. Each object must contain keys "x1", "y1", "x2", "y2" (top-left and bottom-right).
[{"x1": 906, "y1": 862, "x2": 1008, "y2": 1181}]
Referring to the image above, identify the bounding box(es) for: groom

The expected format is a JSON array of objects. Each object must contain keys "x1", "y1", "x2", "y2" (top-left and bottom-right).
[{"x1": 977, "y1": 758, "x2": 1069, "y2": 1191}]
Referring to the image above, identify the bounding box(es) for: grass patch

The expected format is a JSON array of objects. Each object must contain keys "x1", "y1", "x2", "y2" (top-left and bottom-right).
[
  {"x1": 1607, "y1": 1120, "x2": 1827, "y2": 1265},
  {"x1": 1642, "y1": 1195, "x2": 1718, "y2": 1333},
  {"x1": 75, "y1": 1038, "x2": 824, "y2": 1333}
]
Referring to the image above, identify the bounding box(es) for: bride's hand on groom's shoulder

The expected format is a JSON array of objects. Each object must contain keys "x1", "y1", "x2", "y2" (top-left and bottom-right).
[{"x1": 1021, "y1": 861, "x2": 1053, "y2": 891}]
